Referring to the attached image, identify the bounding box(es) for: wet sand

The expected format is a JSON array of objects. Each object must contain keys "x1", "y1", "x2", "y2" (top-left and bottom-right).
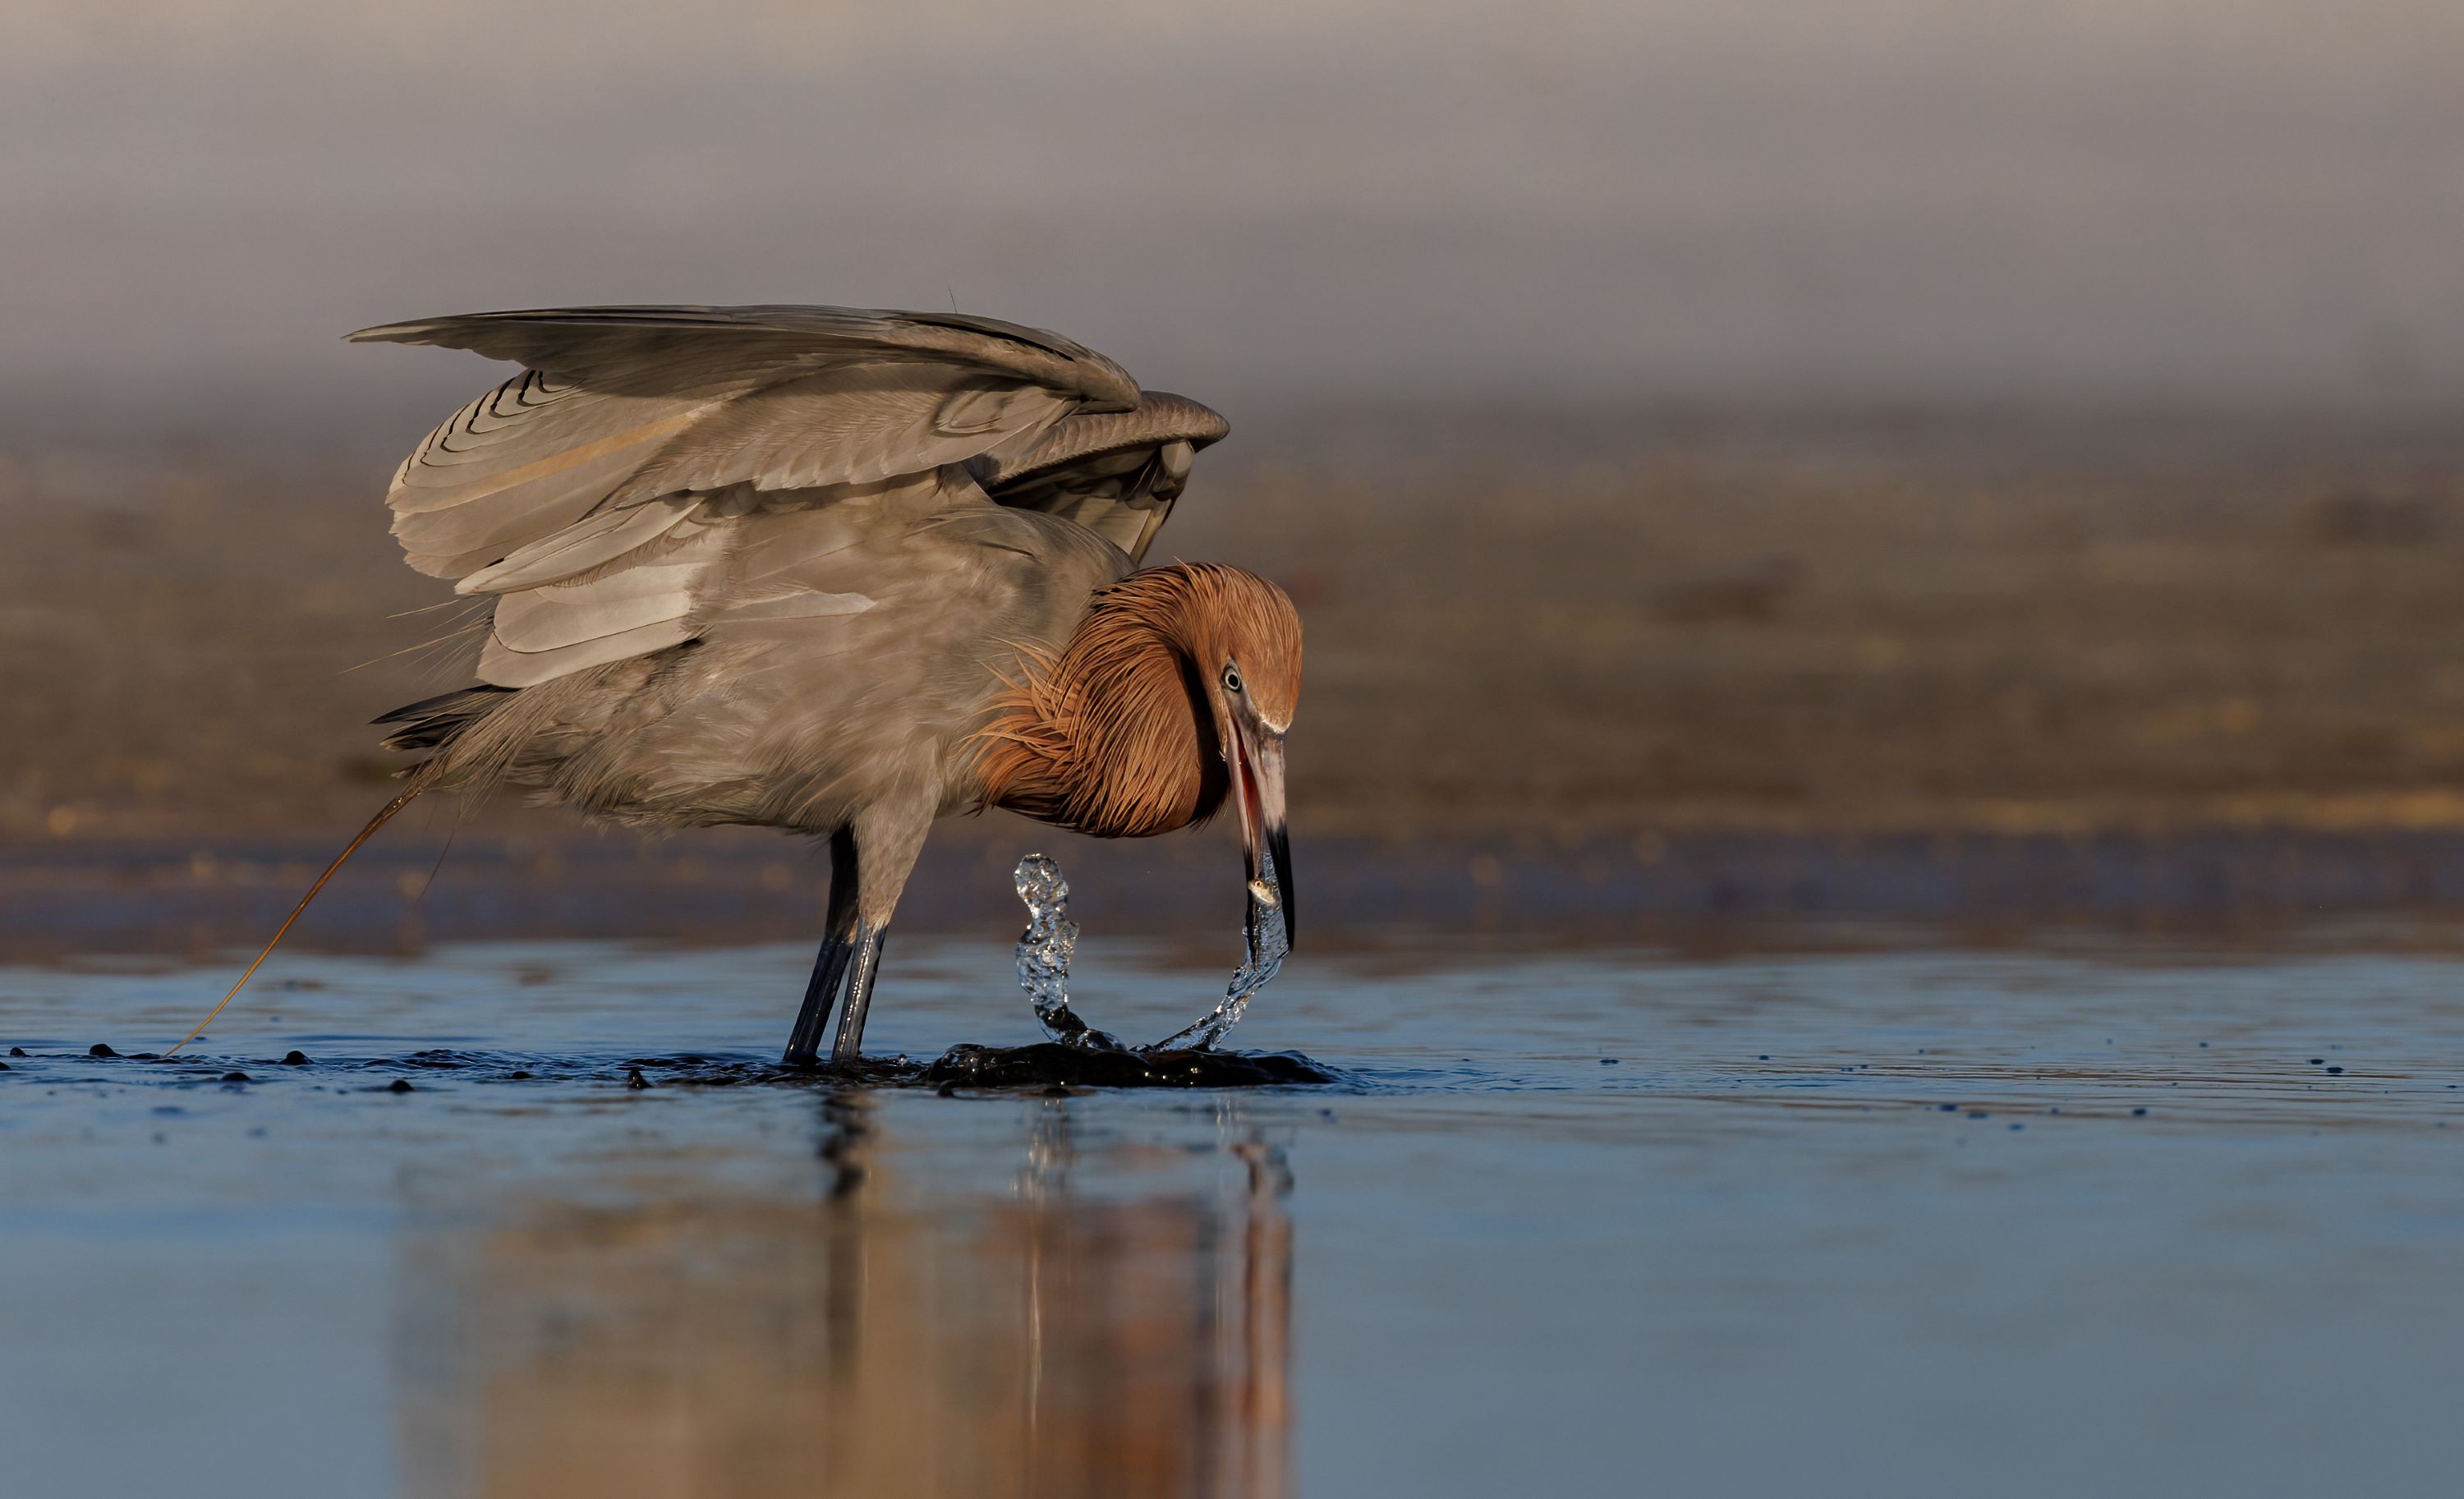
[
  {"x1": 14, "y1": 425, "x2": 2464, "y2": 964},
  {"x1": 11, "y1": 425, "x2": 2464, "y2": 849},
  {"x1": 6, "y1": 934, "x2": 2463, "y2": 1497}
]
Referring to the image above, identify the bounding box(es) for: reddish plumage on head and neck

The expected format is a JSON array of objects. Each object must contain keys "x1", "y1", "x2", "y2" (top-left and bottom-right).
[{"x1": 979, "y1": 562, "x2": 1302, "y2": 935}]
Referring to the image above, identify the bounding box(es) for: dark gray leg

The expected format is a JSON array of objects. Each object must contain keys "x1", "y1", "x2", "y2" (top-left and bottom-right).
[
  {"x1": 808, "y1": 796, "x2": 932, "y2": 1066},
  {"x1": 830, "y1": 925, "x2": 891, "y2": 1062},
  {"x1": 784, "y1": 831, "x2": 859, "y2": 1067},
  {"x1": 784, "y1": 935, "x2": 852, "y2": 1066}
]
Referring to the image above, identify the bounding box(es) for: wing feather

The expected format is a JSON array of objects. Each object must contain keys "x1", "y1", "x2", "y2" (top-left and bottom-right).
[
  {"x1": 352, "y1": 304, "x2": 1190, "y2": 688},
  {"x1": 598, "y1": 366, "x2": 1073, "y2": 508},
  {"x1": 479, "y1": 617, "x2": 701, "y2": 689},
  {"x1": 490, "y1": 562, "x2": 705, "y2": 653},
  {"x1": 348, "y1": 304, "x2": 1138, "y2": 409},
  {"x1": 462, "y1": 473, "x2": 940, "y2": 689},
  {"x1": 384, "y1": 373, "x2": 714, "y2": 515},
  {"x1": 457, "y1": 497, "x2": 700, "y2": 595},
  {"x1": 980, "y1": 390, "x2": 1231, "y2": 564}
]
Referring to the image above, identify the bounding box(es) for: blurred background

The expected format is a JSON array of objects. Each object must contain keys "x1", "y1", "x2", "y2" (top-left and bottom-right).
[
  {"x1": 12, "y1": 13, "x2": 2464, "y2": 1495},
  {"x1": 6, "y1": 0, "x2": 2464, "y2": 944}
]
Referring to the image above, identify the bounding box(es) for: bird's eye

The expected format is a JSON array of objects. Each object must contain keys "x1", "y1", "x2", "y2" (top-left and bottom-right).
[{"x1": 1222, "y1": 665, "x2": 1243, "y2": 695}]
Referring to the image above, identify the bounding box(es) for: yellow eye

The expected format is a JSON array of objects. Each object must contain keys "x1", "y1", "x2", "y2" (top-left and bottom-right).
[{"x1": 1222, "y1": 665, "x2": 1243, "y2": 694}]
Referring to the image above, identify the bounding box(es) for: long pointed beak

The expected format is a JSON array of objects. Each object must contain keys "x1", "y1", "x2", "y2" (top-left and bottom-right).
[{"x1": 1234, "y1": 723, "x2": 1294, "y2": 946}]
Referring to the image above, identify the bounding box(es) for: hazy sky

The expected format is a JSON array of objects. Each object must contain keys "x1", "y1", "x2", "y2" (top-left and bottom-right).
[{"x1": 5, "y1": 0, "x2": 2461, "y2": 448}]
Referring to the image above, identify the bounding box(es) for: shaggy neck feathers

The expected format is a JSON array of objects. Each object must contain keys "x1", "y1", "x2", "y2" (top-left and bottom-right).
[{"x1": 977, "y1": 563, "x2": 1299, "y2": 839}]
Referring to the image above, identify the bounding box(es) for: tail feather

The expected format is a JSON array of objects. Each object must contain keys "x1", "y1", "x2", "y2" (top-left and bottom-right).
[{"x1": 375, "y1": 685, "x2": 516, "y2": 753}]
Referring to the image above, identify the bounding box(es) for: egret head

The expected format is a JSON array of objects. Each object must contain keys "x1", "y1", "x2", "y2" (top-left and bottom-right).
[
  {"x1": 979, "y1": 562, "x2": 1303, "y2": 935},
  {"x1": 1176, "y1": 567, "x2": 1302, "y2": 940}
]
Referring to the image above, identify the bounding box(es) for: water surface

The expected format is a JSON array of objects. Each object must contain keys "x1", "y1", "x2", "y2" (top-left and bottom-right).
[{"x1": 4, "y1": 936, "x2": 2462, "y2": 1497}]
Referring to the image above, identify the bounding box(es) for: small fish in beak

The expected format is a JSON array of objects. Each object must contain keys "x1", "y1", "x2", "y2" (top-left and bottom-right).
[{"x1": 1230, "y1": 719, "x2": 1294, "y2": 946}]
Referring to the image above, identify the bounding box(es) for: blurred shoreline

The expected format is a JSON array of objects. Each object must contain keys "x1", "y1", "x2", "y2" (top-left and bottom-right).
[
  {"x1": 13, "y1": 405, "x2": 2464, "y2": 944},
  {"x1": 20, "y1": 822, "x2": 2464, "y2": 961}
]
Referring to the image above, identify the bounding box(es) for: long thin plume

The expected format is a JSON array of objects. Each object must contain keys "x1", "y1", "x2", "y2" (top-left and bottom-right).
[
  {"x1": 411, "y1": 792, "x2": 477, "y2": 904},
  {"x1": 164, "y1": 775, "x2": 431, "y2": 1055},
  {"x1": 341, "y1": 607, "x2": 490, "y2": 674}
]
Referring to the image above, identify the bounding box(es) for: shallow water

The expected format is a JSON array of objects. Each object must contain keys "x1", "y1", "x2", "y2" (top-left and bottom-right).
[{"x1": 5, "y1": 936, "x2": 2464, "y2": 1497}]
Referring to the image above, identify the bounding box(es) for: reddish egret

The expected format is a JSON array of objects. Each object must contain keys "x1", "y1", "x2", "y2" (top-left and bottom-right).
[{"x1": 178, "y1": 306, "x2": 1299, "y2": 1064}]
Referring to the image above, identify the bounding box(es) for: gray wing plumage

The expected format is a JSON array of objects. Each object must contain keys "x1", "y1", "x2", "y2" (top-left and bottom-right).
[
  {"x1": 351, "y1": 304, "x2": 1219, "y2": 688},
  {"x1": 975, "y1": 390, "x2": 1231, "y2": 564},
  {"x1": 350, "y1": 305, "x2": 1140, "y2": 405}
]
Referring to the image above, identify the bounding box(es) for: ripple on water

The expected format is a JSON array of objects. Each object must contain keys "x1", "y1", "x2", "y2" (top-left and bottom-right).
[{"x1": 6, "y1": 937, "x2": 2464, "y2": 1497}]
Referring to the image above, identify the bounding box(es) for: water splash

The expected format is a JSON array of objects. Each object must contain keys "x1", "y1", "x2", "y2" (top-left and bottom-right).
[
  {"x1": 1014, "y1": 853, "x2": 1109, "y2": 1047},
  {"x1": 1156, "y1": 843, "x2": 1290, "y2": 1051},
  {"x1": 1012, "y1": 848, "x2": 1289, "y2": 1054}
]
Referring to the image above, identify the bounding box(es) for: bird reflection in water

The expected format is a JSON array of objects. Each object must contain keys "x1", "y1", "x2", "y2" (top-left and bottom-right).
[{"x1": 399, "y1": 1092, "x2": 1294, "y2": 1497}]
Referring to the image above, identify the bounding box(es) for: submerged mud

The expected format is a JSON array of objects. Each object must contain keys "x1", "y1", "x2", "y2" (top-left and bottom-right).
[
  {"x1": 926, "y1": 1041, "x2": 1334, "y2": 1089},
  {"x1": 14, "y1": 1041, "x2": 1338, "y2": 1093}
]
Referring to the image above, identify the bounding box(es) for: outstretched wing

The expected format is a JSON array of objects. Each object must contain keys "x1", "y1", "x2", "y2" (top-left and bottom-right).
[
  {"x1": 352, "y1": 304, "x2": 1155, "y2": 686},
  {"x1": 354, "y1": 304, "x2": 1138, "y2": 581},
  {"x1": 975, "y1": 390, "x2": 1230, "y2": 564}
]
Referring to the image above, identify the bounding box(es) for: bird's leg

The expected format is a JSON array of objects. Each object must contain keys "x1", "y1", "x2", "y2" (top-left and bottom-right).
[
  {"x1": 821, "y1": 797, "x2": 933, "y2": 1064},
  {"x1": 784, "y1": 935, "x2": 853, "y2": 1065},
  {"x1": 830, "y1": 924, "x2": 891, "y2": 1062},
  {"x1": 784, "y1": 830, "x2": 860, "y2": 1067}
]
